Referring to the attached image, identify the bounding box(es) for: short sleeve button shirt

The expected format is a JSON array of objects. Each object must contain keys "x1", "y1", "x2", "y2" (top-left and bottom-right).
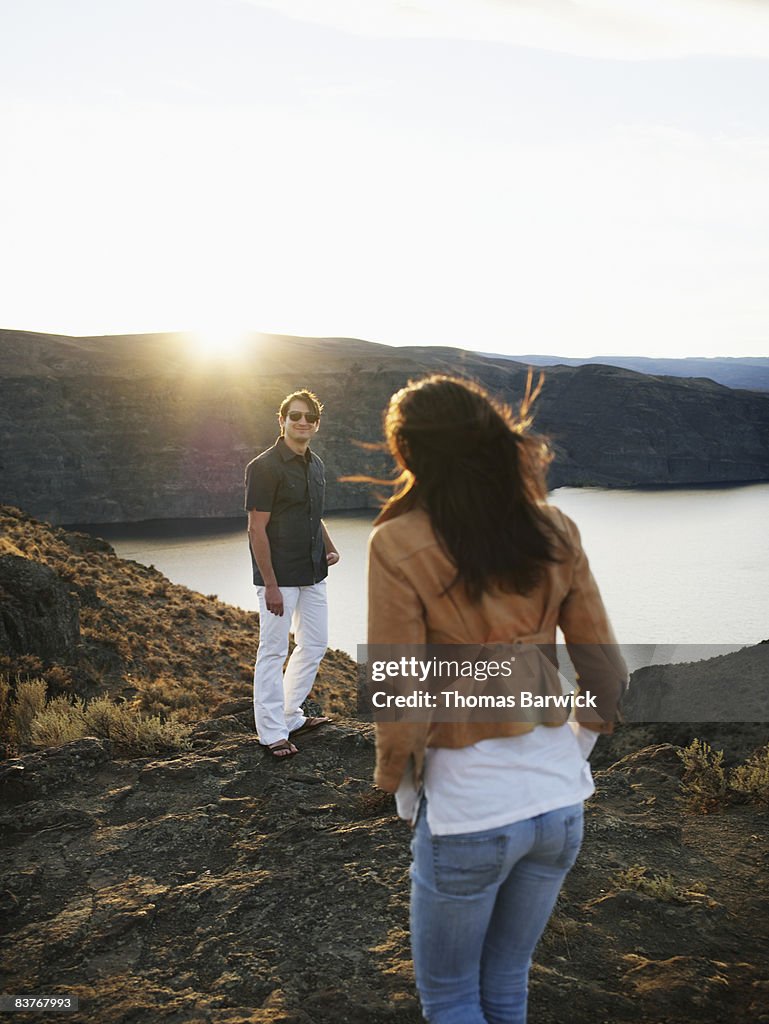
[{"x1": 244, "y1": 437, "x2": 328, "y2": 587}]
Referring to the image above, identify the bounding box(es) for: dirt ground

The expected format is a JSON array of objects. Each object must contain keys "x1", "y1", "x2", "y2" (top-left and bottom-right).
[{"x1": 2, "y1": 702, "x2": 768, "y2": 1024}]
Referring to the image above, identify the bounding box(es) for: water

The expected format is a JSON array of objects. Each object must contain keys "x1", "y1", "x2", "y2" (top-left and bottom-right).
[{"x1": 82, "y1": 484, "x2": 769, "y2": 658}]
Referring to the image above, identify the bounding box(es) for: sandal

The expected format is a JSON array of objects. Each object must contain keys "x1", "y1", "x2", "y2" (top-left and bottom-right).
[
  {"x1": 264, "y1": 739, "x2": 298, "y2": 759},
  {"x1": 290, "y1": 716, "x2": 331, "y2": 737}
]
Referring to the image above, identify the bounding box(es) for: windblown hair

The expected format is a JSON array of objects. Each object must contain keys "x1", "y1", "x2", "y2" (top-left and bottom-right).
[
  {"x1": 279, "y1": 389, "x2": 323, "y2": 421},
  {"x1": 376, "y1": 374, "x2": 562, "y2": 601}
]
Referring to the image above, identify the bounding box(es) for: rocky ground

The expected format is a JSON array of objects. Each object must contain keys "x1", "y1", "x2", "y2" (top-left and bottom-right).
[{"x1": 2, "y1": 702, "x2": 768, "y2": 1024}]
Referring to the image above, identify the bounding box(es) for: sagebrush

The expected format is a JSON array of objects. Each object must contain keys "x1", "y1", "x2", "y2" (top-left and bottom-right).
[
  {"x1": 677, "y1": 738, "x2": 728, "y2": 812},
  {"x1": 4, "y1": 677, "x2": 192, "y2": 756}
]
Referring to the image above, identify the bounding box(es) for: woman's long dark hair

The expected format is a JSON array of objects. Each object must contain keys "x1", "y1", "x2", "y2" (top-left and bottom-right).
[{"x1": 376, "y1": 373, "x2": 563, "y2": 601}]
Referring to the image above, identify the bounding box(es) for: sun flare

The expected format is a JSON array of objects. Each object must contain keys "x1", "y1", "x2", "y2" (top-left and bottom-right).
[{"x1": 188, "y1": 324, "x2": 251, "y2": 361}]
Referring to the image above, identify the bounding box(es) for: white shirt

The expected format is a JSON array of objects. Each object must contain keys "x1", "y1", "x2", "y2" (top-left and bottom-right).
[{"x1": 395, "y1": 721, "x2": 598, "y2": 835}]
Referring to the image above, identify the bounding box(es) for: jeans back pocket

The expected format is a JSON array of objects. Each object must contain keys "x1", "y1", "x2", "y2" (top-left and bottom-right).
[
  {"x1": 555, "y1": 807, "x2": 584, "y2": 869},
  {"x1": 432, "y1": 834, "x2": 506, "y2": 896}
]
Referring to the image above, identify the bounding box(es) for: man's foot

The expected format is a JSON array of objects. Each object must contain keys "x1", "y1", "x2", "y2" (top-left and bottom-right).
[
  {"x1": 264, "y1": 739, "x2": 298, "y2": 759},
  {"x1": 290, "y1": 716, "x2": 331, "y2": 737}
]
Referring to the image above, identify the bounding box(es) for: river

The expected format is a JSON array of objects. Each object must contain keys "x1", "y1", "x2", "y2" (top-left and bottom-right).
[{"x1": 77, "y1": 483, "x2": 769, "y2": 659}]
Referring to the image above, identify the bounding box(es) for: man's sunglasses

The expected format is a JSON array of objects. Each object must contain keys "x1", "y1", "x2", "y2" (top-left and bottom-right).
[{"x1": 286, "y1": 410, "x2": 319, "y2": 424}]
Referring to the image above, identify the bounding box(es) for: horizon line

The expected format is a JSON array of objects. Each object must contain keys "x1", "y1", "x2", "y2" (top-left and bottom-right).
[{"x1": 0, "y1": 325, "x2": 766, "y2": 362}]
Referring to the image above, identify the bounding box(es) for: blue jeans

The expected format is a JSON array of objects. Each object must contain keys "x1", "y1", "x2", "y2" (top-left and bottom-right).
[{"x1": 410, "y1": 801, "x2": 584, "y2": 1024}]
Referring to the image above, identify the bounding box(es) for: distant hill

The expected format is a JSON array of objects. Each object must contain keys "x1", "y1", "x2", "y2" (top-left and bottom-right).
[
  {"x1": 2, "y1": 329, "x2": 769, "y2": 524},
  {"x1": 496, "y1": 354, "x2": 769, "y2": 391}
]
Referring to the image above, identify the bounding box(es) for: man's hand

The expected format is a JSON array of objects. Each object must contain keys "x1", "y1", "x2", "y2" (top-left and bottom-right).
[
  {"x1": 321, "y1": 521, "x2": 338, "y2": 568},
  {"x1": 264, "y1": 583, "x2": 284, "y2": 616}
]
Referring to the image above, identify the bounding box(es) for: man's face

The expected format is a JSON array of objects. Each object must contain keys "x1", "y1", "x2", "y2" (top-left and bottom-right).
[{"x1": 281, "y1": 399, "x2": 320, "y2": 444}]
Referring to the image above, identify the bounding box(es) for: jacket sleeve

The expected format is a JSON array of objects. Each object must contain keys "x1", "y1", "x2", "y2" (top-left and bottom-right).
[
  {"x1": 557, "y1": 514, "x2": 628, "y2": 733},
  {"x1": 367, "y1": 527, "x2": 430, "y2": 792}
]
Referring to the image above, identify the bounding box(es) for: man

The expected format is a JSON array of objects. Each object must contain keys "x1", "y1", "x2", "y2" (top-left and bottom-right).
[{"x1": 245, "y1": 389, "x2": 339, "y2": 758}]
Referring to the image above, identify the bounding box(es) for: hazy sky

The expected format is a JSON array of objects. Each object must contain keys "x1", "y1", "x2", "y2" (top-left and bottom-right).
[{"x1": 2, "y1": 0, "x2": 769, "y2": 357}]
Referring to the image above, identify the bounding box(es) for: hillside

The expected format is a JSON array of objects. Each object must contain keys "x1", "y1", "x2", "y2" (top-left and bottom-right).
[
  {"x1": 1, "y1": 508, "x2": 768, "y2": 1022},
  {"x1": 2, "y1": 330, "x2": 769, "y2": 524},
  {"x1": 0, "y1": 504, "x2": 354, "y2": 727},
  {"x1": 502, "y1": 354, "x2": 769, "y2": 392}
]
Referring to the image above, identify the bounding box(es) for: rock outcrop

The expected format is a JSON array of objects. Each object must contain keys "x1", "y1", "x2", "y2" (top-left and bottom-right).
[
  {"x1": 0, "y1": 554, "x2": 80, "y2": 662},
  {"x1": 621, "y1": 643, "x2": 769, "y2": 725},
  {"x1": 2, "y1": 330, "x2": 769, "y2": 524}
]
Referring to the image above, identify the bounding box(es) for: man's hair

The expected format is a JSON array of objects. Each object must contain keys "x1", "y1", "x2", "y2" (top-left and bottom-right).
[{"x1": 279, "y1": 389, "x2": 323, "y2": 421}]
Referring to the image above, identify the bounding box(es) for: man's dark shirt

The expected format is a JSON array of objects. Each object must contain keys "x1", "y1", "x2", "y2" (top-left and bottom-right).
[{"x1": 244, "y1": 437, "x2": 328, "y2": 587}]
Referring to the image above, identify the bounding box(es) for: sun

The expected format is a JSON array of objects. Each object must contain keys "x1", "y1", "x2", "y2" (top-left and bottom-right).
[{"x1": 188, "y1": 323, "x2": 252, "y2": 361}]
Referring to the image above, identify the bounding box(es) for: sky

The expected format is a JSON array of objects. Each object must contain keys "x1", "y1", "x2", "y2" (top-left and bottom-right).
[{"x1": 2, "y1": 0, "x2": 769, "y2": 359}]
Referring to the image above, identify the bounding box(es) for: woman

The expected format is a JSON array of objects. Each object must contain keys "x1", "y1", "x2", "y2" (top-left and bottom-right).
[{"x1": 367, "y1": 374, "x2": 627, "y2": 1024}]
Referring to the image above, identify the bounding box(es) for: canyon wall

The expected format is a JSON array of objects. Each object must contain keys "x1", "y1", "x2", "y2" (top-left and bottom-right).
[{"x1": 2, "y1": 330, "x2": 768, "y2": 524}]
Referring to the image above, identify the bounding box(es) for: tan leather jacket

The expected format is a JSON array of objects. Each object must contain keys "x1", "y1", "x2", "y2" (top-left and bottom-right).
[{"x1": 367, "y1": 505, "x2": 627, "y2": 792}]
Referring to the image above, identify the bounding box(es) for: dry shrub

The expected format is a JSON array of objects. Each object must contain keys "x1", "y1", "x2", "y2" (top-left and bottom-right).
[
  {"x1": 11, "y1": 678, "x2": 47, "y2": 746},
  {"x1": 127, "y1": 712, "x2": 193, "y2": 754},
  {"x1": 0, "y1": 675, "x2": 11, "y2": 714},
  {"x1": 80, "y1": 695, "x2": 193, "y2": 754},
  {"x1": 0, "y1": 675, "x2": 14, "y2": 754},
  {"x1": 79, "y1": 696, "x2": 191, "y2": 753},
  {"x1": 677, "y1": 738, "x2": 728, "y2": 812},
  {"x1": 731, "y1": 746, "x2": 769, "y2": 807},
  {"x1": 0, "y1": 537, "x2": 26, "y2": 557},
  {"x1": 613, "y1": 864, "x2": 683, "y2": 902},
  {"x1": 137, "y1": 677, "x2": 209, "y2": 721},
  {"x1": 30, "y1": 695, "x2": 87, "y2": 747},
  {"x1": 145, "y1": 656, "x2": 170, "y2": 675},
  {"x1": 81, "y1": 695, "x2": 134, "y2": 747},
  {"x1": 82, "y1": 695, "x2": 124, "y2": 738},
  {"x1": 42, "y1": 664, "x2": 76, "y2": 693},
  {"x1": 18, "y1": 686, "x2": 193, "y2": 756},
  {"x1": 99, "y1": 627, "x2": 134, "y2": 660}
]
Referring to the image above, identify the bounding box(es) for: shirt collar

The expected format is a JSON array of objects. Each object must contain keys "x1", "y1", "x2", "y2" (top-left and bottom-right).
[{"x1": 277, "y1": 436, "x2": 312, "y2": 462}]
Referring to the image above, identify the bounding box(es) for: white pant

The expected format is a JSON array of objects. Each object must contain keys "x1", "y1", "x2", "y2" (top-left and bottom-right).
[{"x1": 253, "y1": 581, "x2": 328, "y2": 745}]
